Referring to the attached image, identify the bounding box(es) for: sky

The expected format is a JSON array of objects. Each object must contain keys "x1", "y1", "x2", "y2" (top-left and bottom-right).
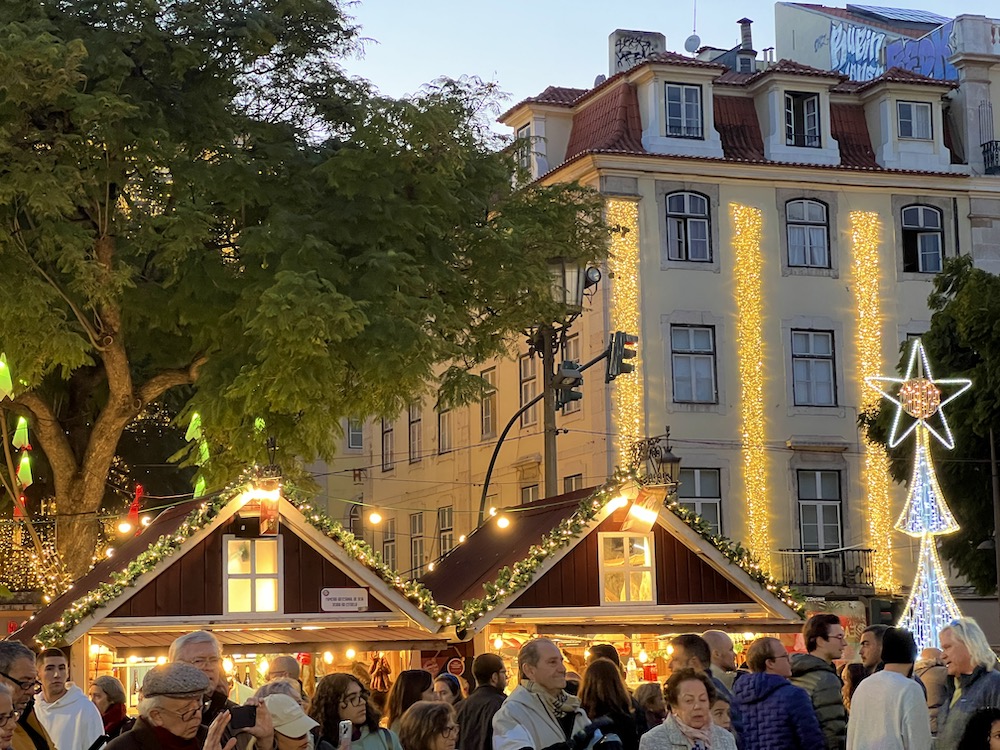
[{"x1": 343, "y1": 0, "x2": 999, "y2": 118}]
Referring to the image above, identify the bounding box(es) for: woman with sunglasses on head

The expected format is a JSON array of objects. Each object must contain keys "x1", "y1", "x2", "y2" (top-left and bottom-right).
[
  {"x1": 398, "y1": 702, "x2": 457, "y2": 750},
  {"x1": 309, "y1": 674, "x2": 402, "y2": 750}
]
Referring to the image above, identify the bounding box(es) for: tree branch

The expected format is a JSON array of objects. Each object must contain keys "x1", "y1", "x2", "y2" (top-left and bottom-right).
[{"x1": 138, "y1": 355, "x2": 208, "y2": 404}]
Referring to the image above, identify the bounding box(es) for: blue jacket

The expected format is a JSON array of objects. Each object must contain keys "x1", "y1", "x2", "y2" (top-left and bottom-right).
[
  {"x1": 733, "y1": 672, "x2": 826, "y2": 750},
  {"x1": 936, "y1": 665, "x2": 1000, "y2": 750}
]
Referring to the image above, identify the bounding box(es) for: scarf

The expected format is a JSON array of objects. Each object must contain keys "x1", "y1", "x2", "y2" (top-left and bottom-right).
[
  {"x1": 102, "y1": 702, "x2": 128, "y2": 734},
  {"x1": 672, "y1": 715, "x2": 714, "y2": 749},
  {"x1": 150, "y1": 721, "x2": 203, "y2": 750},
  {"x1": 524, "y1": 680, "x2": 581, "y2": 718}
]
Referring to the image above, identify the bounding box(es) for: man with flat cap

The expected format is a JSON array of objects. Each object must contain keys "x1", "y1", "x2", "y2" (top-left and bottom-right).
[{"x1": 106, "y1": 662, "x2": 263, "y2": 750}]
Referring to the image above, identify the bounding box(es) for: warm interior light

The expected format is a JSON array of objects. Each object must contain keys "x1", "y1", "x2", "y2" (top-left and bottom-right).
[
  {"x1": 260, "y1": 658, "x2": 269, "y2": 676},
  {"x1": 89, "y1": 644, "x2": 100, "y2": 656},
  {"x1": 156, "y1": 656, "x2": 167, "y2": 665},
  {"x1": 607, "y1": 495, "x2": 628, "y2": 511},
  {"x1": 493, "y1": 636, "x2": 503, "y2": 650},
  {"x1": 638, "y1": 649, "x2": 648, "y2": 663},
  {"x1": 627, "y1": 503, "x2": 658, "y2": 527},
  {"x1": 345, "y1": 648, "x2": 356, "y2": 660},
  {"x1": 223, "y1": 658, "x2": 234, "y2": 674},
  {"x1": 742, "y1": 632, "x2": 755, "y2": 642},
  {"x1": 368, "y1": 511, "x2": 382, "y2": 524},
  {"x1": 496, "y1": 515, "x2": 510, "y2": 529},
  {"x1": 323, "y1": 651, "x2": 334, "y2": 664}
]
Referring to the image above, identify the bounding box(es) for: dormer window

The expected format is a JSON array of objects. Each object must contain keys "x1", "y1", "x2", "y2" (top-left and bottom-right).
[
  {"x1": 515, "y1": 124, "x2": 531, "y2": 171},
  {"x1": 897, "y1": 102, "x2": 932, "y2": 140},
  {"x1": 785, "y1": 92, "x2": 820, "y2": 148},
  {"x1": 665, "y1": 84, "x2": 703, "y2": 139}
]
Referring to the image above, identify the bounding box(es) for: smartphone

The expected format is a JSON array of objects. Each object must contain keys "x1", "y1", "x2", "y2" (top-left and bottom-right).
[
  {"x1": 340, "y1": 720, "x2": 353, "y2": 746},
  {"x1": 229, "y1": 705, "x2": 257, "y2": 731}
]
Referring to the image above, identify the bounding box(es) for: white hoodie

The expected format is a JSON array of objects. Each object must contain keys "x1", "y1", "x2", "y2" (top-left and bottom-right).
[{"x1": 34, "y1": 683, "x2": 105, "y2": 750}]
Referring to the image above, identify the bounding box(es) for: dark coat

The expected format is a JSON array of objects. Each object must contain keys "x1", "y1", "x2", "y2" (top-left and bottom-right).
[
  {"x1": 936, "y1": 665, "x2": 1000, "y2": 750},
  {"x1": 589, "y1": 708, "x2": 639, "y2": 750},
  {"x1": 789, "y1": 653, "x2": 846, "y2": 750},
  {"x1": 105, "y1": 717, "x2": 208, "y2": 750},
  {"x1": 456, "y1": 685, "x2": 506, "y2": 750},
  {"x1": 734, "y1": 672, "x2": 825, "y2": 750}
]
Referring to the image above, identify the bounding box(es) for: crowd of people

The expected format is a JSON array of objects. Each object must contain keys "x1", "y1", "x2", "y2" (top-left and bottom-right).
[{"x1": 0, "y1": 616, "x2": 996, "y2": 750}]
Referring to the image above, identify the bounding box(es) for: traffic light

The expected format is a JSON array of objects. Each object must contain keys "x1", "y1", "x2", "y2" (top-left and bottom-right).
[
  {"x1": 553, "y1": 361, "x2": 584, "y2": 409},
  {"x1": 606, "y1": 331, "x2": 638, "y2": 382},
  {"x1": 868, "y1": 597, "x2": 900, "y2": 626}
]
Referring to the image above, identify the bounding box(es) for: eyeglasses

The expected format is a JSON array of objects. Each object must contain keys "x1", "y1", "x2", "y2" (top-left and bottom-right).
[
  {"x1": 185, "y1": 657, "x2": 221, "y2": 669},
  {"x1": 0, "y1": 711, "x2": 18, "y2": 727},
  {"x1": 825, "y1": 634, "x2": 846, "y2": 641},
  {"x1": 0, "y1": 671, "x2": 41, "y2": 693},
  {"x1": 158, "y1": 705, "x2": 202, "y2": 722},
  {"x1": 340, "y1": 691, "x2": 369, "y2": 708},
  {"x1": 442, "y1": 725, "x2": 460, "y2": 739}
]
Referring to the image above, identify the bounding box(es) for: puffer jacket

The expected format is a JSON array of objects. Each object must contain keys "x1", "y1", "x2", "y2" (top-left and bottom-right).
[
  {"x1": 733, "y1": 672, "x2": 825, "y2": 750},
  {"x1": 936, "y1": 665, "x2": 1000, "y2": 750},
  {"x1": 789, "y1": 653, "x2": 846, "y2": 750}
]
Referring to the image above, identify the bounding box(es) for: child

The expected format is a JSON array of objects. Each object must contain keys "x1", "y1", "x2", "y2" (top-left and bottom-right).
[{"x1": 711, "y1": 695, "x2": 733, "y2": 732}]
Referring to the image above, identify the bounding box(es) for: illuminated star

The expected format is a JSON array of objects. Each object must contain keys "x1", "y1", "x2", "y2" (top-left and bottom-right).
[{"x1": 865, "y1": 338, "x2": 971, "y2": 449}]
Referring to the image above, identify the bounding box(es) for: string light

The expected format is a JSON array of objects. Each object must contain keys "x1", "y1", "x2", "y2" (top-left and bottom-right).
[
  {"x1": 731, "y1": 203, "x2": 770, "y2": 569},
  {"x1": 607, "y1": 199, "x2": 642, "y2": 469},
  {"x1": 850, "y1": 210, "x2": 894, "y2": 591}
]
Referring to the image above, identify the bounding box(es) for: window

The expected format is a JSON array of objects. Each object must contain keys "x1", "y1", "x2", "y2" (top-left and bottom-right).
[
  {"x1": 516, "y1": 124, "x2": 531, "y2": 171},
  {"x1": 561, "y1": 334, "x2": 582, "y2": 414},
  {"x1": 408, "y1": 402, "x2": 422, "y2": 463},
  {"x1": 438, "y1": 408, "x2": 452, "y2": 454},
  {"x1": 380, "y1": 419, "x2": 393, "y2": 472},
  {"x1": 792, "y1": 330, "x2": 836, "y2": 406},
  {"x1": 786, "y1": 200, "x2": 829, "y2": 268},
  {"x1": 665, "y1": 84, "x2": 702, "y2": 138},
  {"x1": 224, "y1": 536, "x2": 281, "y2": 614},
  {"x1": 902, "y1": 205, "x2": 943, "y2": 273},
  {"x1": 347, "y1": 419, "x2": 363, "y2": 450},
  {"x1": 519, "y1": 355, "x2": 538, "y2": 427},
  {"x1": 678, "y1": 468, "x2": 722, "y2": 535},
  {"x1": 348, "y1": 503, "x2": 363, "y2": 537},
  {"x1": 598, "y1": 533, "x2": 655, "y2": 604},
  {"x1": 521, "y1": 484, "x2": 539, "y2": 504},
  {"x1": 382, "y1": 519, "x2": 397, "y2": 571},
  {"x1": 564, "y1": 474, "x2": 584, "y2": 493},
  {"x1": 666, "y1": 192, "x2": 711, "y2": 262},
  {"x1": 481, "y1": 368, "x2": 497, "y2": 439},
  {"x1": 785, "y1": 92, "x2": 820, "y2": 147},
  {"x1": 798, "y1": 470, "x2": 842, "y2": 550},
  {"x1": 671, "y1": 326, "x2": 717, "y2": 403},
  {"x1": 438, "y1": 506, "x2": 454, "y2": 555},
  {"x1": 410, "y1": 512, "x2": 424, "y2": 576},
  {"x1": 898, "y1": 101, "x2": 932, "y2": 140}
]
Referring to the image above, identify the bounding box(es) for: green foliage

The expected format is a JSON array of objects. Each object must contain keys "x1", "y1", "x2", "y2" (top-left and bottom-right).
[
  {"x1": 0, "y1": 0, "x2": 609, "y2": 565},
  {"x1": 861, "y1": 255, "x2": 998, "y2": 594}
]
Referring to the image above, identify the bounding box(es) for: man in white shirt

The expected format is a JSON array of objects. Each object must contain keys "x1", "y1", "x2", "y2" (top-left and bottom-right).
[
  {"x1": 33, "y1": 648, "x2": 104, "y2": 750},
  {"x1": 846, "y1": 627, "x2": 932, "y2": 750}
]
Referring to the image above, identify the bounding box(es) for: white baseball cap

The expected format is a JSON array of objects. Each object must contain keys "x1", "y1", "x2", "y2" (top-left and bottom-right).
[{"x1": 263, "y1": 693, "x2": 319, "y2": 738}]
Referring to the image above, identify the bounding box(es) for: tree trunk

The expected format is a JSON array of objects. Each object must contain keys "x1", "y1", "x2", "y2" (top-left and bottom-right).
[{"x1": 57, "y1": 513, "x2": 101, "y2": 580}]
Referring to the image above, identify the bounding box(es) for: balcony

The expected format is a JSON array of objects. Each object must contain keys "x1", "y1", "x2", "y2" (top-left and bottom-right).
[
  {"x1": 983, "y1": 140, "x2": 1000, "y2": 175},
  {"x1": 777, "y1": 548, "x2": 875, "y2": 591}
]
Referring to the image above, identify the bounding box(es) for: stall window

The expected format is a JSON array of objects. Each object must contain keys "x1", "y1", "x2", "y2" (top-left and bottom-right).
[
  {"x1": 598, "y1": 533, "x2": 655, "y2": 604},
  {"x1": 224, "y1": 535, "x2": 282, "y2": 614}
]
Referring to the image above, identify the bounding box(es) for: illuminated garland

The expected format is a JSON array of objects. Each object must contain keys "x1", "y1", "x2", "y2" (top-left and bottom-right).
[
  {"x1": 850, "y1": 210, "x2": 894, "y2": 591},
  {"x1": 731, "y1": 204, "x2": 770, "y2": 569},
  {"x1": 606, "y1": 199, "x2": 642, "y2": 469}
]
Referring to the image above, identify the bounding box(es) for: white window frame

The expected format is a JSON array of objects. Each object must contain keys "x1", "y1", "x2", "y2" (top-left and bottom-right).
[
  {"x1": 897, "y1": 101, "x2": 932, "y2": 140},
  {"x1": 347, "y1": 419, "x2": 363, "y2": 450},
  {"x1": 671, "y1": 325, "x2": 718, "y2": 404},
  {"x1": 381, "y1": 419, "x2": 393, "y2": 472},
  {"x1": 223, "y1": 534, "x2": 283, "y2": 616},
  {"x1": 786, "y1": 199, "x2": 829, "y2": 268},
  {"x1": 408, "y1": 402, "x2": 422, "y2": 463},
  {"x1": 437, "y1": 506, "x2": 454, "y2": 555},
  {"x1": 521, "y1": 484, "x2": 539, "y2": 504},
  {"x1": 561, "y1": 333, "x2": 582, "y2": 414},
  {"x1": 410, "y1": 512, "x2": 424, "y2": 576},
  {"x1": 665, "y1": 83, "x2": 703, "y2": 138},
  {"x1": 791, "y1": 329, "x2": 837, "y2": 406},
  {"x1": 382, "y1": 518, "x2": 397, "y2": 571},
  {"x1": 438, "y1": 408, "x2": 452, "y2": 454},
  {"x1": 348, "y1": 503, "x2": 363, "y2": 537},
  {"x1": 481, "y1": 368, "x2": 497, "y2": 439},
  {"x1": 519, "y1": 355, "x2": 538, "y2": 427},
  {"x1": 785, "y1": 92, "x2": 820, "y2": 147},
  {"x1": 666, "y1": 192, "x2": 711, "y2": 262},
  {"x1": 678, "y1": 468, "x2": 722, "y2": 536},
  {"x1": 516, "y1": 123, "x2": 531, "y2": 171},
  {"x1": 563, "y1": 473, "x2": 584, "y2": 493},
  {"x1": 902, "y1": 205, "x2": 943, "y2": 274},
  {"x1": 597, "y1": 532, "x2": 656, "y2": 605},
  {"x1": 797, "y1": 470, "x2": 843, "y2": 551}
]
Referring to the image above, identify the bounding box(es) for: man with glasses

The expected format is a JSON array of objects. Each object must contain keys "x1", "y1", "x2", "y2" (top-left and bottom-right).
[
  {"x1": 0, "y1": 641, "x2": 53, "y2": 750},
  {"x1": 790, "y1": 614, "x2": 848, "y2": 750},
  {"x1": 105, "y1": 662, "x2": 210, "y2": 749},
  {"x1": 734, "y1": 637, "x2": 824, "y2": 750}
]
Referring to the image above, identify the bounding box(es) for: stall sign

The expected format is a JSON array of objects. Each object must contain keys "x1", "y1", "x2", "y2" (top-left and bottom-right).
[
  {"x1": 321, "y1": 588, "x2": 369, "y2": 612},
  {"x1": 446, "y1": 658, "x2": 465, "y2": 676}
]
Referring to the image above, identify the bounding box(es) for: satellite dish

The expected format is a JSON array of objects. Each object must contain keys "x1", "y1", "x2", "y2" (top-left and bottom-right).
[{"x1": 684, "y1": 34, "x2": 701, "y2": 53}]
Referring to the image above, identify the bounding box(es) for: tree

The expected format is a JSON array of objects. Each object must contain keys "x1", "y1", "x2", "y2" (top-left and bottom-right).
[
  {"x1": 0, "y1": 0, "x2": 609, "y2": 577},
  {"x1": 861, "y1": 255, "x2": 998, "y2": 594}
]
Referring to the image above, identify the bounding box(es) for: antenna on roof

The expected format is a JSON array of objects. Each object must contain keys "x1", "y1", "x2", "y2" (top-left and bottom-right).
[{"x1": 684, "y1": 0, "x2": 701, "y2": 54}]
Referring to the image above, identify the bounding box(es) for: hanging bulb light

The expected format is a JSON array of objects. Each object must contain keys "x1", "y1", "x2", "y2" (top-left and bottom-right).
[
  {"x1": 323, "y1": 651, "x2": 334, "y2": 664},
  {"x1": 638, "y1": 649, "x2": 648, "y2": 663},
  {"x1": 345, "y1": 648, "x2": 356, "y2": 660},
  {"x1": 117, "y1": 520, "x2": 133, "y2": 535},
  {"x1": 493, "y1": 636, "x2": 503, "y2": 650},
  {"x1": 497, "y1": 515, "x2": 510, "y2": 529},
  {"x1": 369, "y1": 511, "x2": 382, "y2": 524}
]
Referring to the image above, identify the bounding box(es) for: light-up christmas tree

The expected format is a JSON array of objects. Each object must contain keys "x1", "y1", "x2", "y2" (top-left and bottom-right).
[{"x1": 866, "y1": 339, "x2": 971, "y2": 649}]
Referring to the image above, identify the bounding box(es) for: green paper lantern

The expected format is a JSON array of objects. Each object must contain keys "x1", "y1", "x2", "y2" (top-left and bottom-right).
[
  {"x1": 0, "y1": 354, "x2": 11, "y2": 401},
  {"x1": 16, "y1": 454, "x2": 32, "y2": 488},
  {"x1": 12, "y1": 418, "x2": 29, "y2": 450}
]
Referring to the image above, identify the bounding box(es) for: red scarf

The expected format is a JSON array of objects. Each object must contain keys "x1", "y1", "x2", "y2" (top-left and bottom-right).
[
  {"x1": 102, "y1": 702, "x2": 128, "y2": 734},
  {"x1": 151, "y1": 723, "x2": 202, "y2": 750}
]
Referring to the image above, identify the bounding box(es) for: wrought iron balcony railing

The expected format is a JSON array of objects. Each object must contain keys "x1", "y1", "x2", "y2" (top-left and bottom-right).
[
  {"x1": 983, "y1": 140, "x2": 1000, "y2": 175},
  {"x1": 777, "y1": 548, "x2": 875, "y2": 589}
]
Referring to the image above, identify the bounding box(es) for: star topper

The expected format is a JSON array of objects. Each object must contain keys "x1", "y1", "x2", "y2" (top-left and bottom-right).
[{"x1": 865, "y1": 338, "x2": 972, "y2": 449}]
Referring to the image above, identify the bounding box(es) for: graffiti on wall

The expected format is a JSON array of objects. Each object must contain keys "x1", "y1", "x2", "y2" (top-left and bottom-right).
[
  {"x1": 611, "y1": 31, "x2": 666, "y2": 74},
  {"x1": 885, "y1": 21, "x2": 957, "y2": 80},
  {"x1": 830, "y1": 21, "x2": 887, "y2": 80}
]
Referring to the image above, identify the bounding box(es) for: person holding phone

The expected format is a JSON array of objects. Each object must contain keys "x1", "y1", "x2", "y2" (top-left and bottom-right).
[{"x1": 309, "y1": 674, "x2": 402, "y2": 750}]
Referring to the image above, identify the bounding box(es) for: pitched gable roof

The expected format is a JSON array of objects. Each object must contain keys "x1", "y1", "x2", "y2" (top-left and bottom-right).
[
  {"x1": 714, "y1": 96, "x2": 766, "y2": 161},
  {"x1": 565, "y1": 83, "x2": 645, "y2": 161},
  {"x1": 830, "y1": 103, "x2": 878, "y2": 168}
]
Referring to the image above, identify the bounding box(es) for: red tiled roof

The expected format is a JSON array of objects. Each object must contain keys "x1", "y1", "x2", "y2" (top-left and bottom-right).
[
  {"x1": 565, "y1": 83, "x2": 645, "y2": 161},
  {"x1": 855, "y1": 66, "x2": 958, "y2": 92},
  {"x1": 751, "y1": 58, "x2": 847, "y2": 82},
  {"x1": 420, "y1": 488, "x2": 594, "y2": 609},
  {"x1": 499, "y1": 86, "x2": 587, "y2": 121},
  {"x1": 644, "y1": 51, "x2": 728, "y2": 71},
  {"x1": 715, "y1": 71, "x2": 755, "y2": 86},
  {"x1": 714, "y1": 96, "x2": 766, "y2": 161},
  {"x1": 830, "y1": 103, "x2": 878, "y2": 168},
  {"x1": 790, "y1": 4, "x2": 930, "y2": 38}
]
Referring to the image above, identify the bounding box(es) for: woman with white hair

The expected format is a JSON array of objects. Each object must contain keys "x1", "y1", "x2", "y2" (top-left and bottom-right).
[
  {"x1": 0, "y1": 683, "x2": 16, "y2": 750},
  {"x1": 936, "y1": 618, "x2": 1000, "y2": 750}
]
